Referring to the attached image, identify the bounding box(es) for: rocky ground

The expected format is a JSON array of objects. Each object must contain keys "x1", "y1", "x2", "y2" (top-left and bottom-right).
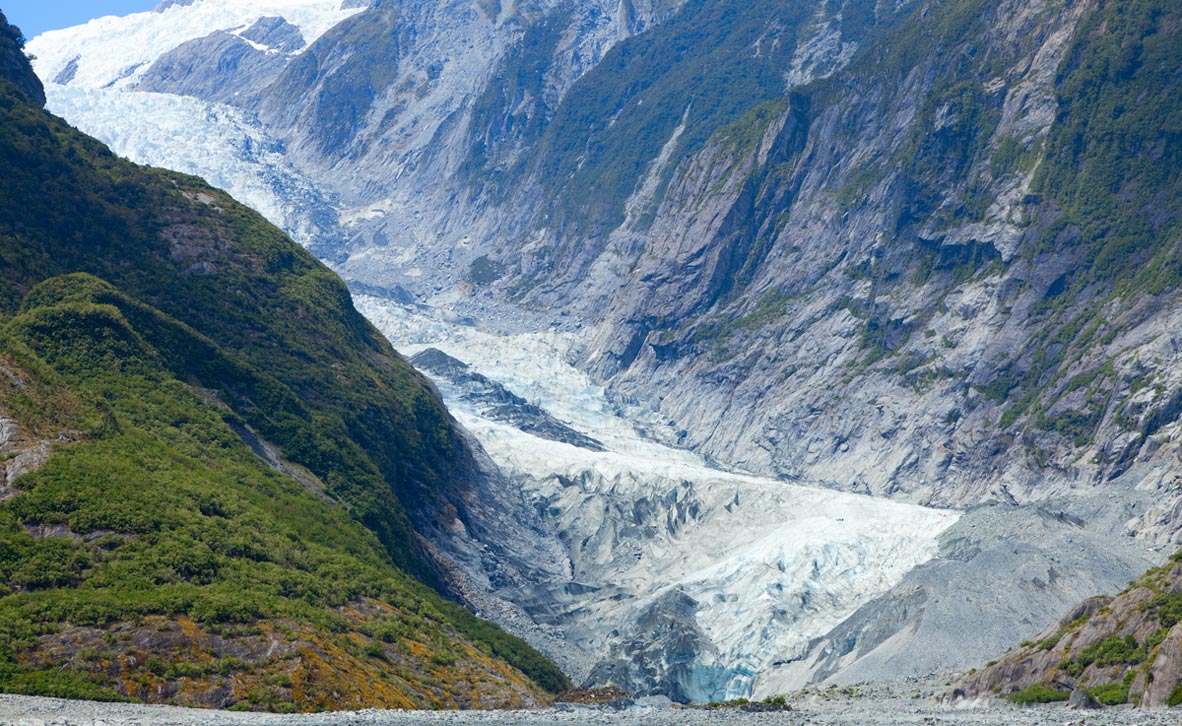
[{"x1": 4, "y1": 691, "x2": 1182, "y2": 726}]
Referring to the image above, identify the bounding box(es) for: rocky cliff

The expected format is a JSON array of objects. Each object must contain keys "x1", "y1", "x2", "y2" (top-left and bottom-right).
[
  {"x1": 588, "y1": 0, "x2": 1182, "y2": 516},
  {"x1": 958, "y1": 553, "x2": 1182, "y2": 708}
]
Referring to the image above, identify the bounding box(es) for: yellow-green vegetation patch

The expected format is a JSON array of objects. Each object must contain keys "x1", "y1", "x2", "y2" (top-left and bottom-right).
[{"x1": 1087, "y1": 681, "x2": 1130, "y2": 706}]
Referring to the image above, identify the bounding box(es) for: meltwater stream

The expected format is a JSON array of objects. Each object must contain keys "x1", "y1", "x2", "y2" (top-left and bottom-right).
[{"x1": 357, "y1": 298, "x2": 958, "y2": 702}]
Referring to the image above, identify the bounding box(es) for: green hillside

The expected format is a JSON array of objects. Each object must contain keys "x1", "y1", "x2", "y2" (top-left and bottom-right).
[{"x1": 0, "y1": 12, "x2": 565, "y2": 709}]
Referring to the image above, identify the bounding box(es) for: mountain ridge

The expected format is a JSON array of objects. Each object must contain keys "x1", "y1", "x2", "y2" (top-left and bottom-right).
[{"x1": 0, "y1": 11, "x2": 566, "y2": 707}]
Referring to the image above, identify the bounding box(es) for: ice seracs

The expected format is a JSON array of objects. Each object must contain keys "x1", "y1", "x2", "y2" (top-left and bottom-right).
[
  {"x1": 26, "y1": 0, "x2": 360, "y2": 253},
  {"x1": 45, "y1": 85, "x2": 336, "y2": 250},
  {"x1": 27, "y1": 0, "x2": 364, "y2": 90},
  {"x1": 357, "y1": 297, "x2": 958, "y2": 701}
]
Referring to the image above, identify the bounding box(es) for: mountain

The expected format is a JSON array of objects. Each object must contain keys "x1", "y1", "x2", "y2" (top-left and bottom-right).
[
  {"x1": 0, "y1": 9, "x2": 565, "y2": 709},
  {"x1": 37, "y1": 0, "x2": 1182, "y2": 516},
  {"x1": 588, "y1": 0, "x2": 1182, "y2": 510},
  {"x1": 24, "y1": 0, "x2": 1182, "y2": 699}
]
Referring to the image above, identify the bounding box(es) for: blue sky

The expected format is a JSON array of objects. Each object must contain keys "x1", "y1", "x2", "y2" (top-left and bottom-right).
[{"x1": 4, "y1": 1, "x2": 157, "y2": 39}]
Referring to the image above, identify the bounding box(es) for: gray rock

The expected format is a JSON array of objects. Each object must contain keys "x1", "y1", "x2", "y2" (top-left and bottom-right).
[
  {"x1": 411, "y1": 348, "x2": 606, "y2": 452},
  {"x1": 136, "y1": 30, "x2": 285, "y2": 103},
  {"x1": 155, "y1": 0, "x2": 197, "y2": 11},
  {"x1": 1067, "y1": 688, "x2": 1101, "y2": 710},
  {"x1": 239, "y1": 17, "x2": 305, "y2": 53},
  {"x1": 757, "y1": 492, "x2": 1157, "y2": 692}
]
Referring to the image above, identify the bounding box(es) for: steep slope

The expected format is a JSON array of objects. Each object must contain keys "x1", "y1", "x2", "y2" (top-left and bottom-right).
[
  {"x1": 957, "y1": 554, "x2": 1182, "y2": 708},
  {"x1": 585, "y1": 0, "x2": 1182, "y2": 514},
  {"x1": 0, "y1": 277, "x2": 551, "y2": 709},
  {"x1": 0, "y1": 13, "x2": 565, "y2": 708}
]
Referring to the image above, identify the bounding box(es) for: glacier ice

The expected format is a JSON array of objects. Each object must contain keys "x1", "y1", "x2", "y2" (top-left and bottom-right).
[
  {"x1": 42, "y1": 86, "x2": 337, "y2": 251},
  {"x1": 29, "y1": 1, "x2": 361, "y2": 254},
  {"x1": 357, "y1": 297, "x2": 958, "y2": 701},
  {"x1": 27, "y1": 0, "x2": 363, "y2": 91}
]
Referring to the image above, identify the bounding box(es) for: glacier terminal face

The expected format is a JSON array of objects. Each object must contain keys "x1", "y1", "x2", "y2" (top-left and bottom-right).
[{"x1": 357, "y1": 295, "x2": 957, "y2": 701}]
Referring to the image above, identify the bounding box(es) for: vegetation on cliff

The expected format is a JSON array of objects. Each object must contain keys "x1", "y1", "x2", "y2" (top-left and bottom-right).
[
  {"x1": 0, "y1": 16, "x2": 566, "y2": 708},
  {"x1": 959, "y1": 553, "x2": 1182, "y2": 707}
]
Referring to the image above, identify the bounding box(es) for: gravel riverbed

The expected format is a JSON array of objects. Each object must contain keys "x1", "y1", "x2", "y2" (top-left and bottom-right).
[{"x1": 5, "y1": 694, "x2": 1182, "y2": 726}]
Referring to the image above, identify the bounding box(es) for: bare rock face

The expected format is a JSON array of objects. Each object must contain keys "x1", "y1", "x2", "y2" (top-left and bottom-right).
[
  {"x1": 756, "y1": 492, "x2": 1157, "y2": 693},
  {"x1": 155, "y1": 0, "x2": 198, "y2": 11},
  {"x1": 137, "y1": 30, "x2": 288, "y2": 103},
  {"x1": 0, "y1": 408, "x2": 55, "y2": 498},
  {"x1": 239, "y1": 17, "x2": 306, "y2": 52},
  {"x1": 0, "y1": 416, "x2": 17, "y2": 447},
  {"x1": 1142, "y1": 622, "x2": 1182, "y2": 707},
  {"x1": 588, "y1": 0, "x2": 1104, "y2": 508}
]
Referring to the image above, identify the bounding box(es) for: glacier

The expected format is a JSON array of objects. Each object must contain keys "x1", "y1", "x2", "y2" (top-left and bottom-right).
[
  {"x1": 356, "y1": 296, "x2": 958, "y2": 700},
  {"x1": 28, "y1": 0, "x2": 353, "y2": 253},
  {"x1": 43, "y1": 85, "x2": 337, "y2": 250},
  {"x1": 27, "y1": 0, "x2": 362, "y2": 90},
  {"x1": 28, "y1": 47, "x2": 967, "y2": 694}
]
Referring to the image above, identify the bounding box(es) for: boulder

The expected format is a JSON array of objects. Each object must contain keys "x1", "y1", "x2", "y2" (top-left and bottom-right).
[{"x1": 1068, "y1": 688, "x2": 1101, "y2": 710}]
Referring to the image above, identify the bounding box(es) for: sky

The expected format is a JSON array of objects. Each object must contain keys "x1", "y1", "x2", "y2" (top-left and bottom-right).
[{"x1": 3, "y1": 1, "x2": 156, "y2": 39}]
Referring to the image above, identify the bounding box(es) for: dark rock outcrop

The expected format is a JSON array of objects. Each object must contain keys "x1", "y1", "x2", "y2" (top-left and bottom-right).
[
  {"x1": 240, "y1": 16, "x2": 305, "y2": 52},
  {"x1": 1068, "y1": 688, "x2": 1101, "y2": 709},
  {"x1": 137, "y1": 30, "x2": 286, "y2": 103},
  {"x1": 155, "y1": 0, "x2": 197, "y2": 11},
  {"x1": 0, "y1": 10, "x2": 44, "y2": 106},
  {"x1": 411, "y1": 348, "x2": 605, "y2": 451}
]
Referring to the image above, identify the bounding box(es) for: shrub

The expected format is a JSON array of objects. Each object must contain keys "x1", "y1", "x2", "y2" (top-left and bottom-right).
[
  {"x1": 1077, "y1": 634, "x2": 1145, "y2": 669},
  {"x1": 1088, "y1": 681, "x2": 1129, "y2": 706},
  {"x1": 1168, "y1": 682, "x2": 1182, "y2": 708},
  {"x1": 1006, "y1": 685, "x2": 1069, "y2": 704}
]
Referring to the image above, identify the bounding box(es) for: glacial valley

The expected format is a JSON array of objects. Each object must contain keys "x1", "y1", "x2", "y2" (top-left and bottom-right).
[{"x1": 17, "y1": 0, "x2": 1182, "y2": 708}]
